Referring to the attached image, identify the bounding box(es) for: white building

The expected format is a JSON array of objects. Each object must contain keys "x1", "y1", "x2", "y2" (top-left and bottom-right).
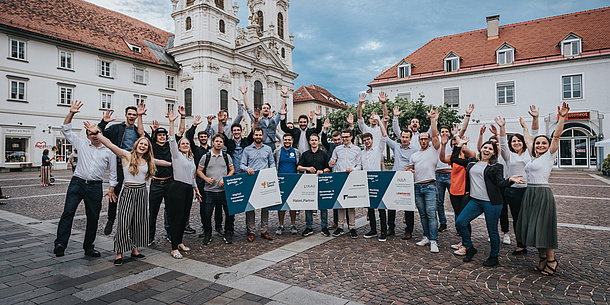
[
  {"x1": 0, "y1": 0, "x2": 296, "y2": 171},
  {"x1": 369, "y1": 8, "x2": 610, "y2": 169}
]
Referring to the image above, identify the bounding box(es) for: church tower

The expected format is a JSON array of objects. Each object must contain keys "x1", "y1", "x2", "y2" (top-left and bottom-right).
[
  {"x1": 171, "y1": 0, "x2": 239, "y2": 49},
  {"x1": 247, "y1": 0, "x2": 294, "y2": 71}
]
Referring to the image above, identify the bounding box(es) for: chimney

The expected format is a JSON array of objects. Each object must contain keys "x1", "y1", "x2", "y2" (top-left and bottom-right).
[{"x1": 486, "y1": 15, "x2": 499, "y2": 38}]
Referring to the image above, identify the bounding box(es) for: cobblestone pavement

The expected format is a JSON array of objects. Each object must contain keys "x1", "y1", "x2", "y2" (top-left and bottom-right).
[{"x1": 1, "y1": 169, "x2": 609, "y2": 304}]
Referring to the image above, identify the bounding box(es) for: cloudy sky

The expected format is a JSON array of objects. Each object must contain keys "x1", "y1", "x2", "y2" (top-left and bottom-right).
[{"x1": 86, "y1": 0, "x2": 608, "y2": 103}]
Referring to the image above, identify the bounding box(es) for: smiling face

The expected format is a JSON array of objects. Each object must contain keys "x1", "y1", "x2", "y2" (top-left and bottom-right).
[
  {"x1": 178, "y1": 138, "x2": 190, "y2": 154},
  {"x1": 232, "y1": 125, "x2": 242, "y2": 139},
  {"x1": 156, "y1": 132, "x2": 167, "y2": 145},
  {"x1": 332, "y1": 134, "x2": 342, "y2": 146},
  {"x1": 510, "y1": 134, "x2": 524, "y2": 153},
  {"x1": 534, "y1": 135, "x2": 550, "y2": 156},
  {"x1": 135, "y1": 138, "x2": 149, "y2": 155},
  {"x1": 253, "y1": 130, "x2": 264, "y2": 144},
  {"x1": 341, "y1": 132, "x2": 352, "y2": 146},
  {"x1": 419, "y1": 132, "x2": 430, "y2": 150},
  {"x1": 400, "y1": 130, "x2": 412, "y2": 147},
  {"x1": 125, "y1": 109, "x2": 137, "y2": 127},
  {"x1": 198, "y1": 133, "x2": 209, "y2": 146},
  {"x1": 363, "y1": 135, "x2": 373, "y2": 149},
  {"x1": 298, "y1": 117, "x2": 308, "y2": 130},
  {"x1": 410, "y1": 118, "x2": 420, "y2": 132},
  {"x1": 480, "y1": 143, "x2": 495, "y2": 162},
  {"x1": 261, "y1": 104, "x2": 271, "y2": 117},
  {"x1": 440, "y1": 127, "x2": 450, "y2": 138},
  {"x1": 283, "y1": 134, "x2": 293, "y2": 148},
  {"x1": 309, "y1": 135, "x2": 319, "y2": 150}
]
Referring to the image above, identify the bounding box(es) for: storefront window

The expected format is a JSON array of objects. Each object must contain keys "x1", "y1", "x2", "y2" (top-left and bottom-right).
[
  {"x1": 55, "y1": 138, "x2": 72, "y2": 163},
  {"x1": 5, "y1": 137, "x2": 29, "y2": 163}
]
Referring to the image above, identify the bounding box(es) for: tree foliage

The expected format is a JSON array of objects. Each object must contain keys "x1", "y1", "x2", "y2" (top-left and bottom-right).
[{"x1": 323, "y1": 93, "x2": 464, "y2": 140}]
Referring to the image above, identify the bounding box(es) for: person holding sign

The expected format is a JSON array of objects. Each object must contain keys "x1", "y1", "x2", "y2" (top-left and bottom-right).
[
  {"x1": 362, "y1": 114, "x2": 389, "y2": 242},
  {"x1": 298, "y1": 133, "x2": 331, "y2": 236},
  {"x1": 241, "y1": 127, "x2": 276, "y2": 242},
  {"x1": 386, "y1": 106, "x2": 419, "y2": 240},
  {"x1": 273, "y1": 134, "x2": 301, "y2": 235},
  {"x1": 329, "y1": 129, "x2": 362, "y2": 239},
  {"x1": 408, "y1": 107, "x2": 441, "y2": 253}
]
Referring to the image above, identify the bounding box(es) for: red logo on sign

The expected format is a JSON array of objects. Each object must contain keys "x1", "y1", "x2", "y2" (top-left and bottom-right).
[{"x1": 35, "y1": 141, "x2": 47, "y2": 149}]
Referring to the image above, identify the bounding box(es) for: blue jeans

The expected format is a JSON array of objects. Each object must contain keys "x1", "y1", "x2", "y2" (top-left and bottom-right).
[
  {"x1": 414, "y1": 182, "x2": 438, "y2": 241},
  {"x1": 435, "y1": 172, "x2": 450, "y2": 225},
  {"x1": 306, "y1": 210, "x2": 328, "y2": 229},
  {"x1": 456, "y1": 198, "x2": 502, "y2": 257}
]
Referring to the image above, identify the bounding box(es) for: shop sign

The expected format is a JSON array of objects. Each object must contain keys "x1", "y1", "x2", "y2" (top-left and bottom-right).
[
  {"x1": 559, "y1": 112, "x2": 590, "y2": 121},
  {"x1": 5, "y1": 128, "x2": 32, "y2": 134},
  {"x1": 35, "y1": 141, "x2": 52, "y2": 149}
]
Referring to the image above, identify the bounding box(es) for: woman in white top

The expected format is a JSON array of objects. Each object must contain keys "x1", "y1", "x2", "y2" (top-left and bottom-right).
[
  {"x1": 515, "y1": 102, "x2": 569, "y2": 276},
  {"x1": 166, "y1": 108, "x2": 201, "y2": 259},
  {"x1": 84, "y1": 121, "x2": 169, "y2": 266}
]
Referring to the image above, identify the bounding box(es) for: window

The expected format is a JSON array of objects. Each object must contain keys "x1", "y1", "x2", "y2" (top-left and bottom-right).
[
  {"x1": 496, "y1": 44, "x2": 514, "y2": 65},
  {"x1": 497, "y1": 81, "x2": 515, "y2": 105},
  {"x1": 443, "y1": 87, "x2": 459, "y2": 108},
  {"x1": 100, "y1": 92, "x2": 113, "y2": 110},
  {"x1": 97, "y1": 59, "x2": 115, "y2": 78},
  {"x1": 166, "y1": 100, "x2": 175, "y2": 113},
  {"x1": 186, "y1": 17, "x2": 192, "y2": 31},
  {"x1": 444, "y1": 53, "x2": 459, "y2": 72},
  {"x1": 561, "y1": 34, "x2": 581, "y2": 57},
  {"x1": 219, "y1": 20, "x2": 225, "y2": 33},
  {"x1": 281, "y1": 48, "x2": 285, "y2": 58},
  {"x1": 134, "y1": 94, "x2": 146, "y2": 106},
  {"x1": 166, "y1": 75, "x2": 175, "y2": 90},
  {"x1": 59, "y1": 86, "x2": 73, "y2": 105},
  {"x1": 9, "y1": 79, "x2": 26, "y2": 101},
  {"x1": 277, "y1": 13, "x2": 284, "y2": 39},
  {"x1": 184, "y1": 88, "x2": 192, "y2": 117},
  {"x1": 397, "y1": 61, "x2": 410, "y2": 78},
  {"x1": 55, "y1": 138, "x2": 72, "y2": 163},
  {"x1": 131, "y1": 46, "x2": 141, "y2": 53},
  {"x1": 59, "y1": 50, "x2": 73, "y2": 69},
  {"x1": 396, "y1": 92, "x2": 411, "y2": 101},
  {"x1": 255, "y1": 11, "x2": 264, "y2": 37},
  {"x1": 5, "y1": 137, "x2": 29, "y2": 163},
  {"x1": 10, "y1": 39, "x2": 26, "y2": 60},
  {"x1": 215, "y1": 0, "x2": 223, "y2": 9},
  {"x1": 254, "y1": 80, "x2": 263, "y2": 110},
  {"x1": 562, "y1": 74, "x2": 582, "y2": 99},
  {"x1": 220, "y1": 89, "x2": 228, "y2": 111},
  {"x1": 132, "y1": 67, "x2": 148, "y2": 84},
  {"x1": 186, "y1": 0, "x2": 195, "y2": 6}
]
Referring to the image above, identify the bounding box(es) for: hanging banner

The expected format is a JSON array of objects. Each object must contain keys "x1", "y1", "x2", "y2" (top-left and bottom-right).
[
  {"x1": 224, "y1": 168, "x2": 282, "y2": 215},
  {"x1": 367, "y1": 170, "x2": 416, "y2": 211},
  {"x1": 318, "y1": 171, "x2": 370, "y2": 210},
  {"x1": 268, "y1": 173, "x2": 318, "y2": 211}
]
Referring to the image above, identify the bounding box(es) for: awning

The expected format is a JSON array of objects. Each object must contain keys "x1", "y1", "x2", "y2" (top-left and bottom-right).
[{"x1": 594, "y1": 139, "x2": 610, "y2": 147}]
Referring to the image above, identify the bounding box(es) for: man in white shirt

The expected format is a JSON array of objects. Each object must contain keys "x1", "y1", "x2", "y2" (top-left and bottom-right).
[
  {"x1": 362, "y1": 114, "x2": 389, "y2": 241},
  {"x1": 408, "y1": 108, "x2": 441, "y2": 253},
  {"x1": 357, "y1": 92, "x2": 389, "y2": 148},
  {"x1": 393, "y1": 106, "x2": 422, "y2": 151},
  {"x1": 54, "y1": 101, "x2": 118, "y2": 257},
  {"x1": 329, "y1": 129, "x2": 362, "y2": 239}
]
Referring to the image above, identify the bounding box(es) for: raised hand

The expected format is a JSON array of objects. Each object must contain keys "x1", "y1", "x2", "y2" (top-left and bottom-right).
[
  {"x1": 441, "y1": 133, "x2": 449, "y2": 145},
  {"x1": 279, "y1": 105, "x2": 287, "y2": 116},
  {"x1": 494, "y1": 116, "x2": 505, "y2": 127},
  {"x1": 83, "y1": 121, "x2": 101, "y2": 134},
  {"x1": 347, "y1": 113, "x2": 354, "y2": 125},
  {"x1": 217, "y1": 110, "x2": 227, "y2": 121},
  {"x1": 489, "y1": 124, "x2": 498, "y2": 136},
  {"x1": 232, "y1": 97, "x2": 240, "y2": 103},
  {"x1": 479, "y1": 125, "x2": 486, "y2": 135},
  {"x1": 519, "y1": 117, "x2": 527, "y2": 129},
  {"x1": 558, "y1": 102, "x2": 570, "y2": 117},
  {"x1": 137, "y1": 102, "x2": 147, "y2": 116},
  {"x1": 451, "y1": 123, "x2": 459, "y2": 135},
  {"x1": 383, "y1": 115, "x2": 390, "y2": 123},
  {"x1": 309, "y1": 111, "x2": 314, "y2": 122},
  {"x1": 314, "y1": 105, "x2": 321, "y2": 116},
  {"x1": 393, "y1": 105, "x2": 401, "y2": 117},
  {"x1": 528, "y1": 105, "x2": 539, "y2": 118},
  {"x1": 239, "y1": 86, "x2": 248, "y2": 95},
  {"x1": 168, "y1": 110, "x2": 179, "y2": 122},
  {"x1": 177, "y1": 105, "x2": 186, "y2": 117},
  {"x1": 378, "y1": 91, "x2": 387, "y2": 103},
  {"x1": 371, "y1": 113, "x2": 381, "y2": 122},
  {"x1": 193, "y1": 115, "x2": 202, "y2": 126},
  {"x1": 466, "y1": 104, "x2": 474, "y2": 115},
  {"x1": 206, "y1": 115, "x2": 215, "y2": 125},
  {"x1": 70, "y1": 100, "x2": 83, "y2": 113},
  {"x1": 427, "y1": 107, "x2": 438, "y2": 121},
  {"x1": 150, "y1": 120, "x2": 160, "y2": 132},
  {"x1": 323, "y1": 118, "x2": 331, "y2": 130},
  {"x1": 102, "y1": 110, "x2": 115, "y2": 123},
  {"x1": 281, "y1": 86, "x2": 289, "y2": 96},
  {"x1": 252, "y1": 108, "x2": 261, "y2": 120},
  {"x1": 457, "y1": 135, "x2": 470, "y2": 146},
  {"x1": 358, "y1": 93, "x2": 367, "y2": 105}
]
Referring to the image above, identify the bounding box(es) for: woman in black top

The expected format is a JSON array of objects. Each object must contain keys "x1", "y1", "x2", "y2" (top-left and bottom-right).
[{"x1": 41, "y1": 149, "x2": 55, "y2": 186}]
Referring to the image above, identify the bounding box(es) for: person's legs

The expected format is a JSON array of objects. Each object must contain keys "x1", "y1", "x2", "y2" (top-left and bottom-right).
[
  {"x1": 246, "y1": 210, "x2": 256, "y2": 234},
  {"x1": 337, "y1": 209, "x2": 346, "y2": 229},
  {"x1": 260, "y1": 208, "x2": 269, "y2": 233},
  {"x1": 500, "y1": 201, "x2": 509, "y2": 234},
  {"x1": 414, "y1": 184, "x2": 429, "y2": 238},
  {"x1": 55, "y1": 178, "x2": 84, "y2": 248},
  {"x1": 219, "y1": 192, "x2": 234, "y2": 234},
  {"x1": 108, "y1": 165, "x2": 123, "y2": 223},
  {"x1": 114, "y1": 186, "x2": 135, "y2": 253},
  {"x1": 289, "y1": 211, "x2": 297, "y2": 226},
  {"x1": 505, "y1": 188, "x2": 527, "y2": 249},
  {"x1": 202, "y1": 192, "x2": 215, "y2": 234},
  {"x1": 148, "y1": 183, "x2": 164, "y2": 242},
  {"x1": 214, "y1": 197, "x2": 224, "y2": 232},
  {"x1": 405, "y1": 211, "x2": 414, "y2": 234},
  {"x1": 378, "y1": 210, "x2": 387, "y2": 234},
  {"x1": 166, "y1": 182, "x2": 187, "y2": 250},
  {"x1": 320, "y1": 210, "x2": 328, "y2": 229},
  {"x1": 455, "y1": 199, "x2": 483, "y2": 250},
  {"x1": 482, "y1": 201, "x2": 502, "y2": 257},
  {"x1": 423, "y1": 183, "x2": 439, "y2": 241},
  {"x1": 82, "y1": 183, "x2": 103, "y2": 250},
  {"x1": 278, "y1": 210, "x2": 286, "y2": 227},
  {"x1": 305, "y1": 210, "x2": 313, "y2": 229},
  {"x1": 367, "y1": 208, "x2": 377, "y2": 233},
  {"x1": 387, "y1": 210, "x2": 396, "y2": 231},
  {"x1": 435, "y1": 172, "x2": 450, "y2": 227},
  {"x1": 346, "y1": 208, "x2": 356, "y2": 230}
]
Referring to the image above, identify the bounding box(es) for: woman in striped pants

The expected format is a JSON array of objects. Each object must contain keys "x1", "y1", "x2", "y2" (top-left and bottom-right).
[{"x1": 84, "y1": 121, "x2": 169, "y2": 266}]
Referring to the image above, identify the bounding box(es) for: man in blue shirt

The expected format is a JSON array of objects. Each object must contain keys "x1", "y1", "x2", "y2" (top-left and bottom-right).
[{"x1": 273, "y1": 134, "x2": 300, "y2": 235}]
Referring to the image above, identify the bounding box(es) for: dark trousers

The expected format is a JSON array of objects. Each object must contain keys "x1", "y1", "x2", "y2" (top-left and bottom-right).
[
  {"x1": 387, "y1": 210, "x2": 414, "y2": 233},
  {"x1": 504, "y1": 187, "x2": 527, "y2": 248},
  {"x1": 367, "y1": 208, "x2": 387, "y2": 234},
  {"x1": 197, "y1": 178, "x2": 223, "y2": 231},
  {"x1": 202, "y1": 191, "x2": 234, "y2": 234},
  {"x1": 500, "y1": 201, "x2": 509, "y2": 233},
  {"x1": 149, "y1": 182, "x2": 171, "y2": 241},
  {"x1": 166, "y1": 181, "x2": 193, "y2": 250},
  {"x1": 108, "y1": 160, "x2": 123, "y2": 222},
  {"x1": 55, "y1": 177, "x2": 102, "y2": 250},
  {"x1": 450, "y1": 193, "x2": 471, "y2": 235}
]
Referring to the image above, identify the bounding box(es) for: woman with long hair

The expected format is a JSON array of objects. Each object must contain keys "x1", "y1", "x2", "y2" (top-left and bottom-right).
[
  {"x1": 451, "y1": 136, "x2": 525, "y2": 267},
  {"x1": 516, "y1": 102, "x2": 569, "y2": 276},
  {"x1": 84, "y1": 121, "x2": 168, "y2": 266},
  {"x1": 166, "y1": 108, "x2": 201, "y2": 259},
  {"x1": 41, "y1": 149, "x2": 55, "y2": 186}
]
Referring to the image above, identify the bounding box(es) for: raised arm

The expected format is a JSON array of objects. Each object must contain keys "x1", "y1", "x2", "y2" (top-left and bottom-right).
[
  {"x1": 177, "y1": 106, "x2": 186, "y2": 137},
  {"x1": 428, "y1": 107, "x2": 440, "y2": 150},
  {"x1": 379, "y1": 92, "x2": 388, "y2": 128},
  {"x1": 240, "y1": 86, "x2": 250, "y2": 110},
  {"x1": 357, "y1": 93, "x2": 366, "y2": 122},
  {"x1": 550, "y1": 103, "x2": 569, "y2": 155},
  {"x1": 518, "y1": 117, "x2": 533, "y2": 157},
  {"x1": 439, "y1": 134, "x2": 450, "y2": 164},
  {"x1": 280, "y1": 86, "x2": 288, "y2": 116},
  {"x1": 529, "y1": 105, "x2": 540, "y2": 134},
  {"x1": 136, "y1": 102, "x2": 147, "y2": 138},
  {"x1": 459, "y1": 104, "x2": 474, "y2": 137},
  {"x1": 495, "y1": 116, "x2": 511, "y2": 162},
  {"x1": 312, "y1": 106, "x2": 323, "y2": 134},
  {"x1": 392, "y1": 106, "x2": 402, "y2": 138},
  {"x1": 98, "y1": 110, "x2": 115, "y2": 132},
  {"x1": 83, "y1": 121, "x2": 130, "y2": 161},
  {"x1": 477, "y1": 125, "x2": 486, "y2": 151},
  {"x1": 450, "y1": 136, "x2": 471, "y2": 167}
]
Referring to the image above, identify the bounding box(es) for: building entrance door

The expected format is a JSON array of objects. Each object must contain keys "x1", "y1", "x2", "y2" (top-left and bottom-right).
[{"x1": 559, "y1": 128, "x2": 590, "y2": 167}]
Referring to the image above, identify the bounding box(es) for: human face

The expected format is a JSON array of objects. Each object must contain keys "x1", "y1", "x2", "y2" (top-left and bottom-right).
[
  {"x1": 511, "y1": 136, "x2": 524, "y2": 153},
  {"x1": 261, "y1": 104, "x2": 271, "y2": 117},
  {"x1": 87, "y1": 133, "x2": 101, "y2": 146},
  {"x1": 125, "y1": 109, "x2": 137, "y2": 127},
  {"x1": 534, "y1": 136, "x2": 550, "y2": 156},
  {"x1": 418, "y1": 133, "x2": 430, "y2": 150},
  {"x1": 440, "y1": 127, "x2": 450, "y2": 138},
  {"x1": 410, "y1": 119, "x2": 420, "y2": 132},
  {"x1": 298, "y1": 118, "x2": 308, "y2": 130},
  {"x1": 178, "y1": 138, "x2": 190, "y2": 153},
  {"x1": 369, "y1": 114, "x2": 378, "y2": 126},
  {"x1": 480, "y1": 143, "x2": 495, "y2": 162},
  {"x1": 135, "y1": 139, "x2": 149, "y2": 155},
  {"x1": 400, "y1": 131, "x2": 411, "y2": 147},
  {"x1": 363, "y1": 136, "x2": 373, "y2": 149},
  {"x1": 309, "y1": 136, "x2": 319, "y2": 149},
  {"x1": 232, "y1": 126, "x2": 242, "y2": 139},
  {"x1": 341, "y1": 132, "x2": 352, "y2": 146},
  {"x1": 332, "y1": 135, "x2": 342, "y2": 146},
  {"x1": 283, "y1": 135, "x2": 293, "y2": 148},
  {"x1": 253, "y1": 130, "x2": 264, "y2": 144},
  {"x1": 156, "y1": 132, "x2": 167, "y2": 145},
  {"x1": 450, "y1": 138, "x2": 458, "y2": 148},
  {"x1": 218, "y1": 110, "x2": 228, "y2": 123},
  {"x1": 213, "y1": 137, "x2": 224, "y2": 150},
  {"x1": 198, "y1": 133, "x2": 209, "y2": 146}
]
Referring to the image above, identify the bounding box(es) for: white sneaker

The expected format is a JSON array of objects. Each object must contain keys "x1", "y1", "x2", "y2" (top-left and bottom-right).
[
  {"x1": 416, "y1": 237, "x2": 430, "y2": 246},
  {"x1": 451, "y1": 242, "x2": 462, "y2": 250},
  {"x1": 503, "y1": 234, "x2": 511, "y2": 245},
  {"x1": 453, "y1": 246, "x2": 466, "y2": 256},
  {"x1": 430, "y1": 241, "x2": 439, "y2": 253}
]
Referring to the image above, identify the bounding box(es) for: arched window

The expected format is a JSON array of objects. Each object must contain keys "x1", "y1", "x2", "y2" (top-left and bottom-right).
[
  {"x1": 220, "y1": 89, "x2": 228, "y2": 111},
  {"x1": 185, "y1": 17, "x2": 192, "y2": 31},
  {"x1": 184, "y1": 88, "x2": 192, "y2": 117},
  {"x1": 219, "y1": 20, "x2": 225, "y2": 33},
  {"x1": 254, "y1": 81, "x2": 263, "y2": 110},
  {"x1": 256, "y1": 11, "x2": 264, "y2": 37},
  {"x1": 186, "y1": 0, "x2": 195, "y2": 6},
  {"x1": 214, "y1": 0, "x2": 223, "y2": 10},
  {"x1": 281, "y1": 48, "x2": 285, "y2": 58},
  {"x1": 277, "y1": 13, "x2": 284, "y2": 40}
]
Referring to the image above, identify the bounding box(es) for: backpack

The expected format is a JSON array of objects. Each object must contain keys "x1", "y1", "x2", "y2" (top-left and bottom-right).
[{"x1": 202, "y1": 151, "x2": 230, "y2": 175}]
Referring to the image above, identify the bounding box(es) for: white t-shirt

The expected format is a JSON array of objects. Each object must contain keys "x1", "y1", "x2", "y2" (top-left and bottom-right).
[
  {"x1": 409, "y1": 146, "x2": 439, "y2": 183},
  {"x1": 469, "y1": 162, "x2": 490, "y2": 201},
  {"x1": 435, "y1": 141, "x2": 452, "y2": 171},
  {"x1": 525, "y1": 150, "x2": 557, "y2": 185}
]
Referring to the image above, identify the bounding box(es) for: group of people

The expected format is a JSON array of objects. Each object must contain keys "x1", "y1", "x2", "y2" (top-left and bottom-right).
[{"x1": 52, "y1": 88, "x2": 566, "y2": 275}]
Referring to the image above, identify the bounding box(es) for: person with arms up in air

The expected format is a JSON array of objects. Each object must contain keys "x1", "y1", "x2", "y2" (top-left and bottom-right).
[
  {"x1": 357, "y1": 92, "x2": 389, "y2": 147},
  {"x1": 245, "y1": 87, "x2": 286, "y2": 150},
  {"x1": 205, "y1": 87, "x2": 244, "y2": 139},
  {"x1": 280, "y1": 89, "x2": 322, "y2": 153},
  {"x1": 273, "y1": 133, "x2": 300, "y2": 235},
  {"x1": 393, "y1": 111, "x2": 422, "y2": 151},
  {"x1": 54, "y1": 101, "x2": 118, "y2": 258}
]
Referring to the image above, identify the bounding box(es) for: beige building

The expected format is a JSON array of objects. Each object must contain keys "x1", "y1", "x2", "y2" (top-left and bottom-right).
[{"x1": 292, "y1": 84, "x2": 347, "y2": 120}]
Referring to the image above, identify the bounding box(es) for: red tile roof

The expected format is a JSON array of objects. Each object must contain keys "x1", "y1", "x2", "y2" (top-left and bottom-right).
[
  {"x1": 0, "y1": 0, "x2": 176, "y2": 67},
  {"x1": 370, "y1": 7, "x2": 610, "y2": 86},
  {"x1": 293, "y1": 85, "x2": 348, "y2": 110}
]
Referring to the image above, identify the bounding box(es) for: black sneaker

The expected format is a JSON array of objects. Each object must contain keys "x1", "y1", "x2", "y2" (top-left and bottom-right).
[
  {"x1": 438, "y1": 224, "x2": 448, "y2": 232},
  {"x1": 223, "y1": 232, "x2": 233, "y2": 244},
  {"x1": 463, "y1": 247, "x2": 478, "y2": 262},
  {"x1": 216, "y1": 228, "x2": 225, "y2": 236},
  {"x1": 203, "y1": 233, "x2": 211, "y2": 245},
  {"x1": 198, "y1": 232, "x2": 206, "y2": 238},
  {"x1": 364, "y1": 230, "x2": 377, "y2": 239},
  {"x1": 147, "y1": 239, "x2": 155, "y2": 247},
  {"x1": 321, "y1": 227, "x2": 331, "y2": 237},
  {"x1": 483, "y1": 256, "x2": 499, "y2": 267},
  {"x1": 53, "y1": 243, "x2": 65, "y2": 257},
  {"x1": 104, "y1": 220, "x2": 113, "y2": 235},
  {"x1": 301, "y1": 228, "x2": 314, "y2": 236},
  {"x1": 378, "y1": 233, "x2": 387, "y2": 242},
  {"x1": 332, "y1": 228, "x2": 344, "y2": 237},
  {"x1": 184, "y1": 226, "x2": 196, "y2": 234},
  {"x1": 164, "y1": 234, "x2": 171, "y2": 242},
  {"x1": 349, "y1": 229, "x2": 358, "y2": 239}
]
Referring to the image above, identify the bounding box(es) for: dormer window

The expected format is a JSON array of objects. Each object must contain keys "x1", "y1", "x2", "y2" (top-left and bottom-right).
[
  {"x1": 444, "y1": 52, "x2": 459, "y2": 72},
  {"x1": 131, "y1": 46, "x2": 141, "y2": 53},
  {"x1": 561, "y1": 33, "x2": 581, "y2": 57},
  {"x1": 496, "y1": 44, "x2": 514, "y2": 65},
  {"x1": 397, "y1": 60, "x2": 411, "y2": 78}
]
